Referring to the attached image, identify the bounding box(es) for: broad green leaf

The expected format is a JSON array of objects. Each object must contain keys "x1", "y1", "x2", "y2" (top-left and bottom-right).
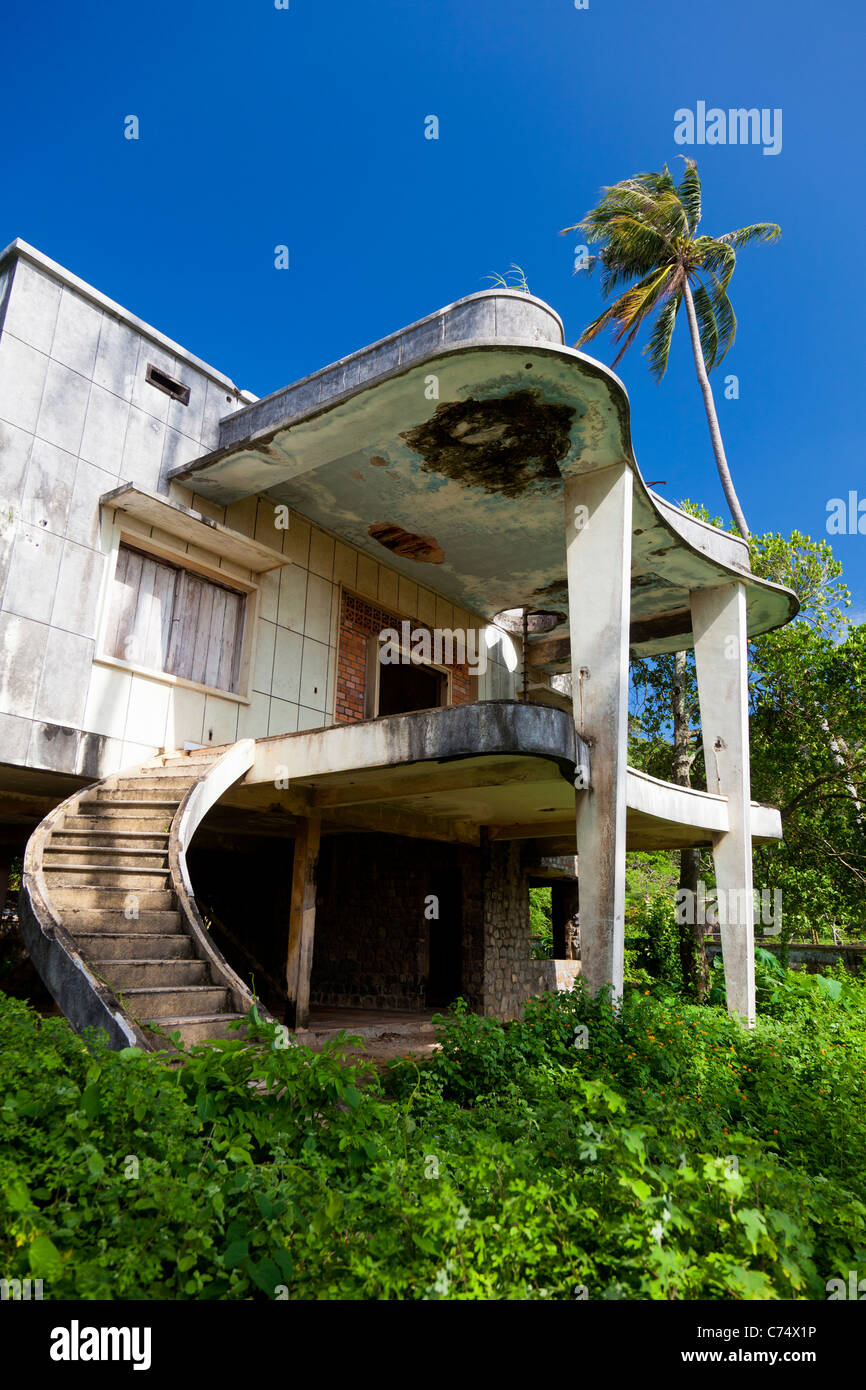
[
  {"x1": 29, "y1": 1235, "x2": 63, "y2": 1279},
  {"x1": 223, "y1": 1239, "x2": 248, "y2": 1269}
]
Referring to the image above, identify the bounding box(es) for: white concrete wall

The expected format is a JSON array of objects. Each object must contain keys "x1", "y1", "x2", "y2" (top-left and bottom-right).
[
  {"x1": 0, "y1": 249, "x2": 248, "y2": 775},
  {"x1": 0, "y1": 247, "x2": 522, "y2": 779}
]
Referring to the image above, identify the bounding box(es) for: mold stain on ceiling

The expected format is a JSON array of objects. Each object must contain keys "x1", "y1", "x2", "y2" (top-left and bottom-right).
[{"x1": 400, "y1": 389, "x2": 576, "y2": 499}]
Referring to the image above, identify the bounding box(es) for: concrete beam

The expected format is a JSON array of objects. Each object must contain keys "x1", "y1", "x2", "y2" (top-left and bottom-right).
[
  {"x1": 487, "y1": 819, "x2": 576, "y2": 841},
  {"x1": 309, "y1": 757, "x2": 549, "y2": 808},
  {"x1": 321, "y1": 801, "x2": 479, "y2": 844}
]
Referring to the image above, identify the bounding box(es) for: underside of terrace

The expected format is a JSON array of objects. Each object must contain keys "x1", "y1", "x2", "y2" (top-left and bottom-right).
[{"x1": 210, "y1": 703, "x2": 784, "y2": 854}]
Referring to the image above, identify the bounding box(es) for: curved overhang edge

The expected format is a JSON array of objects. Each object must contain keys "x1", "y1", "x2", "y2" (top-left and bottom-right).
[{"x1": 169, "y1": 292, "x2": 800, "y2": 641}]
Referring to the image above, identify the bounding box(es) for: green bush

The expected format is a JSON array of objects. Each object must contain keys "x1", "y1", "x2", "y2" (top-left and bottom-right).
[
  {"x1": 2, "y1": 964, "x2": 866, "y2": 1300},
  {"x1": 626, "y1": 891, "x2": 684, "y2": 989},
  {"x1": 529, "y1": 887, "x2": 553, "y2": 959}
]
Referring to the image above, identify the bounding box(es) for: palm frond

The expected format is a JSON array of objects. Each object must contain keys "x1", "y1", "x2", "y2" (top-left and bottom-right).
[
  {"x1": 692, "y1": 236, "x2": 737, "y2": 288},
  {"x1": 717, "y1": 223, "x2": 781, "y2": 251},
  {"x1": 691, "y1": 281, "x2": 721, "y2": 372},
  {"x1": 676, "y1": 158, "x2": 702, "y2": 234},
  {"x1": 607, "y1": 267, "x2": 675, "y2": 365},
  {"x1": 705, "y1": 272, "x2": 737, "y2": 364},
  {"x1": 572, "y1": 252, "x2": 599, "y2": 277},
  {"x1": 572, "y1": 182, "x2": 685, "y2": 250},
  {"x1": 576, "y1": 302, "x2": 626, "y2": 345},
  {"x1": 644, "y1": 290, "x2": 683, "y2": 380},
  {"x1": 577, "y1": 265, "x2": 671, "y2": 351}
]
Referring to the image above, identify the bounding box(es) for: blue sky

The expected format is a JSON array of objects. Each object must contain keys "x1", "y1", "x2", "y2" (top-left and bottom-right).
[{"x1": 4, "y1": 0, "x2": 865, "y2": 614}]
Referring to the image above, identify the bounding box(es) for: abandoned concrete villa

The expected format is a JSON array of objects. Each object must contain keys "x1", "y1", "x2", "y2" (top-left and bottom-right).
[{"x1": 0, "y1": 239, "x2": 799, "y2": 1048}]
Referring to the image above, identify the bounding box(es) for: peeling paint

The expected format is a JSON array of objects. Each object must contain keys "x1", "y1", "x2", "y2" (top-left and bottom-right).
[{"x1": 368, "y1": 522, "x2": 445, "y2": 564}]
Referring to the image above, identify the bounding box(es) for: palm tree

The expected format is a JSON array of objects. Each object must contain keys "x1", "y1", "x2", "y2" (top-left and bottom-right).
[{"x1": 563, "y1": 160, "x2": 779, "y2": 539}]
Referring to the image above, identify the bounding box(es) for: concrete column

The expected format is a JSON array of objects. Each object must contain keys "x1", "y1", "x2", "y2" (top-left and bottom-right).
[
  {"x1": 691, "y1": 582, "x2": 755, "y2": 1026},
  {"x1": 285, "y1": 814, "x2": 321, "y2": 1029},
  {"x1": 563, "y1": 464, "x2": 633, "y2": 1000}
]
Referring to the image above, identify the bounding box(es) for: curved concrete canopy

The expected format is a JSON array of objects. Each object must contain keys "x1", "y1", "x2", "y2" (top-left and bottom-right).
[
  {"x1": 171, "y1": 290, "x2": 798, "y2": 656},
  {"x1": 216, "y1": 700, "x2": 782, "y2": 853}
]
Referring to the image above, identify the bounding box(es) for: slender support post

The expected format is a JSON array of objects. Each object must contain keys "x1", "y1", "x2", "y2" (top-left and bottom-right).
[
  {"x1": 564, "y1": 464, "x2": 633, "y2": 1000},
  {"x1": 0, "y1": 854, "x2": 10, "y2": 919},
  {"x1": 551, "y1": 879, "x2": 580, "y2": 959},
  {"x1": 285, "y1": 814, "x2": 321, "y2": 1029},
  {"x1": 691, "y1": 582, "x2": 755, "y2": 1026}
]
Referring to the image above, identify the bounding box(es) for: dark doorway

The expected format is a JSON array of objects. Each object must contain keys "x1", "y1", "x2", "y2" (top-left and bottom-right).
[
  {"x1": 551, "y1": 879, "x2": 580, "y2": 959},
  {"x1": 426, "y1": 869, "x2": 463, "y2": 1006},
  {"x1": 378, "y1": 660, "x2": 445, "y2": 716}
]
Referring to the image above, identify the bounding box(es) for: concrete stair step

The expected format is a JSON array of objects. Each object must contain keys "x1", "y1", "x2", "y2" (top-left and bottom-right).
[
  {"x1": 62, "y1": 908, "x2": 182, "y2": 933},
  {"x1": 143, "y1": 1013, "x2": 248, "y2": 1048},
  {"x1": 297, "y1": 1019, "x2": 437, "y2": 1044},
  {"x1": 49, "y1": 886, "x2": 175, "y2": 910},
  {"x1": 112, "y1": 777, "x2": 196, "y2": 793},
  {"x1": 93, "y1": 959, "x2": 211, "y2": 989},
  {"x1": 64, "y1": 814, "x2": 174, "y2": 833},
  {"x1": 75, "y1": 799, "x2": 178, "y2": 816},
  {"x1": 51, "y1": 827, "x2": 169, "y2": 843},
  {"x1": 76, "y1": 932, "x2": 191, "y2": 958},
  {"x1": 44, "y1": 846, "x2": 169, "y2": 868},
  {"x1": 141, "y1": 761, "x2": 221, "y2": 781},
  {"x1": 157, "y1": 749, "x2": 223, "y2": 764},
  {"x1": 87, "y1": 789, "x2": 184, "y2": 805},
  {"x1": 44, "y1": 865, "x2": 171, "y2": 889},
  {"x1": 123, "y1": 984, "x2": 232, "y2": 1019}
]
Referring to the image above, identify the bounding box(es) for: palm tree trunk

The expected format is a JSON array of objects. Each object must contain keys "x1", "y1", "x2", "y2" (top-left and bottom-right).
[{"x1": 682, "y1": 278, "x2": 750, "y2": 541}]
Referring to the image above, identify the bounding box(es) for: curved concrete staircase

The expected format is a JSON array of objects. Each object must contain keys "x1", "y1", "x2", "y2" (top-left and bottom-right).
[{"x1": 20, "y1": 739, "x2": 268, "y2": 1051}]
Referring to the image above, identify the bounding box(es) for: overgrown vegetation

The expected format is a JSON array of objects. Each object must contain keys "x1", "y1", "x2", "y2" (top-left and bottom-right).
[
  {"x1": 3, "y1": 969, "x2": 865, "y2": 1300},
  {"x1": 529, "y1": 886, "x2": 553, "y2": 958}
]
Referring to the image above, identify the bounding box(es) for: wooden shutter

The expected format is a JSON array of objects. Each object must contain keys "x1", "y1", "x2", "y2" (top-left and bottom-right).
[
  {"x1": 107, "y1": 544, "x2": 245, "y2": 694},
  {"x1": 105, "y1": 547, "x2": 176, "y2": 672},
  {"x1": 166, "y1": 571, "x2": 243, "y2": 692}
]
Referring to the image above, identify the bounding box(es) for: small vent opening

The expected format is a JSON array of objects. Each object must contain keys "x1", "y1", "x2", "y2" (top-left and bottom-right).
[{"x1": 145, "y1": 363, "x2": 190, "y2": 405}]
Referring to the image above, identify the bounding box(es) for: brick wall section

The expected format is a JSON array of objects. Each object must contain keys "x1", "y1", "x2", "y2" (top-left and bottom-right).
[{"x1": 336, "y1": 590, "x2": 472, "y2": 723}]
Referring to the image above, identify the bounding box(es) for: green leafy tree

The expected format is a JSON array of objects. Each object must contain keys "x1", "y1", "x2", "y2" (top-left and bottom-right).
[
  {"x1": 563, "y1": 160, "x2": 779, "y2": 538},
  {"x1": 748, "y1": 534, "x2": 866, "y2": 931},
  {"x1": 632, "y1": 512, "x2": 866, "y2": 941},
  {"x1": 631, "y1": 633, "x2": 710, "y2": 997}
]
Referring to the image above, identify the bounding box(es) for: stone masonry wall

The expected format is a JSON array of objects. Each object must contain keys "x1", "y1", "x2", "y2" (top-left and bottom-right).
[
  {"x1": 311, "y1": 834, "x2": 487, "y2": 1013},
  {"x1": 481, "y1": 840, "x2": 550, "y2": 1018},
  {"x1": 310, "y1": 833, "x2": 547, "y2": 1019},
  {"x1": 311, "y1": 834, "x2": 447, "y2": 1010}
]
